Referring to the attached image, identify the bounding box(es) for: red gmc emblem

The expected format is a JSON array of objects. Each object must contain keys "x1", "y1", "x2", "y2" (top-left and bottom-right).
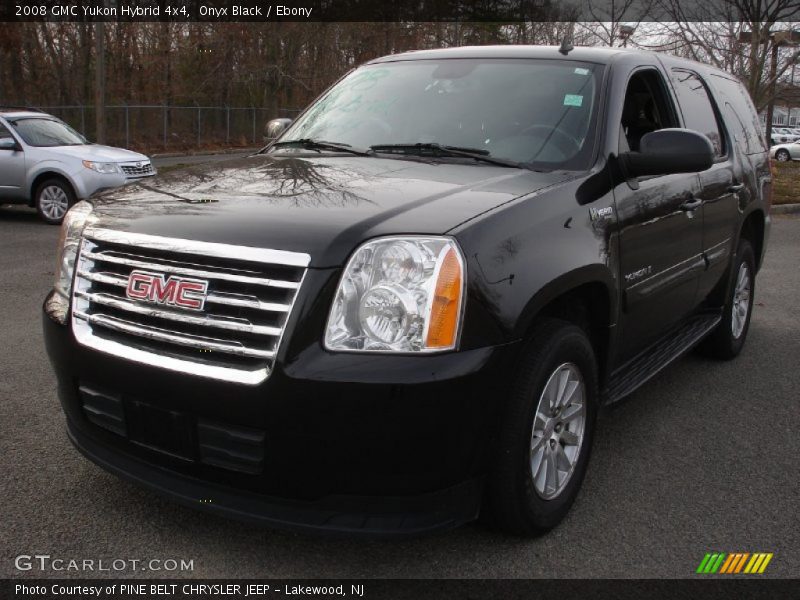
[{"x1": 126, "y1": 270, "x2": 209, "y2": 311}]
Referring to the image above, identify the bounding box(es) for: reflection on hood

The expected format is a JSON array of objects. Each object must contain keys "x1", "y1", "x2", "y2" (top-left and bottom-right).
[{"x1": 90, "y1": 154, "x2": 574, "y2": 267}]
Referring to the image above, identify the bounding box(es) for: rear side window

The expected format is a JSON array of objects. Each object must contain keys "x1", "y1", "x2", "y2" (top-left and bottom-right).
[
  {"x1": 708, "y1": 73, "x2": 768, "y2": 155},
  {"x1": 670, "y1": 69, "x2": 725, "y2": 157},
  {"x1": 722, "y1": 101, "x2": 751, "y2": 153}
]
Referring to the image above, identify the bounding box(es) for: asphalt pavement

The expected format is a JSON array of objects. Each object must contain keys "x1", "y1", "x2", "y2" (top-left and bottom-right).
[{"x1": 1, "y1": 197, "x2": 798, "y2": 579}]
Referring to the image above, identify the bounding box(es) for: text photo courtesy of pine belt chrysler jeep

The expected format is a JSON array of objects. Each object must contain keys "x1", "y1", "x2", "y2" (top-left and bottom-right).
[{"x1": 43, "y1": 46, "x2": 770, "y2": 537}]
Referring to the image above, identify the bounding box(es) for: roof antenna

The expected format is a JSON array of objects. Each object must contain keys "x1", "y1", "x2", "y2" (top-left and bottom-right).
[{"x1": 559, "y1": 23, "x2": 575, "y2": 55}]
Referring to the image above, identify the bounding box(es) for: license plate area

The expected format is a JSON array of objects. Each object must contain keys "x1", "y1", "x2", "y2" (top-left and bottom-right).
[{"x1": 126, "y1": 400, "x2": 195, "y2": 461}]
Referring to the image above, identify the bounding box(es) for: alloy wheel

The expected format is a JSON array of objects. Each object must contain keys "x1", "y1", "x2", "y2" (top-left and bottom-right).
[
  {"x1": 39, "y1": 185, "x2": 69, "y2": 221},
  {"x1": 530, "y1": 362, "x2": 587, "y2": 500},
  {"x1": 731, "y1": 262, "x2": 752, "y2": 339}
]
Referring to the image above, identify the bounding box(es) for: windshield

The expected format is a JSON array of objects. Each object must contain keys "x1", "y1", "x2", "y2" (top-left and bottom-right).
[
  {"x1": 11, "y1": 118, "x2": 85, "y2": 147},
  {"x1": 277, "y1": 58, "x2": 603, "y2": 169}
]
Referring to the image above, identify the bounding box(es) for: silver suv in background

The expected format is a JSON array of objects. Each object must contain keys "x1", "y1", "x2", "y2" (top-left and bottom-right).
[{"x1": 0, "y1": 108, "x2": 156, "y2": 224}]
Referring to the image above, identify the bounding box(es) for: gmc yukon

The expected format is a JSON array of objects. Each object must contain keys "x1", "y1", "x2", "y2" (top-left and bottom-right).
[{"x1": 43, "y1": 46, "x2": 771, "y2": 537}]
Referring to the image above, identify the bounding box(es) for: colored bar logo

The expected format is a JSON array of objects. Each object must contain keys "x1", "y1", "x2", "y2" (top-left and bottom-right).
[{"x1": 696, "y1": 552, "x2": 773, "y2": 574}]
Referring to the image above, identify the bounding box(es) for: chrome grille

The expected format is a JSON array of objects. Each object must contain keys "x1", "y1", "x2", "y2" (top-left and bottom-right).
[
  {"x1": 120, "y1": 162, "x2": 154, "y2": 177},
  {"x1": 71, "y1": 228, "x2": 310, "y2": 385}
]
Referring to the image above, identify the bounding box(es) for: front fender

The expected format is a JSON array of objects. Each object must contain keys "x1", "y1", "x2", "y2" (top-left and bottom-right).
[
  {"x1": 453, "y1": 176, "x2": 620, "y2": 349},
  {"x1": 28, "y1": 160, "x2": 85, "y2": 198},
  {"x1": 512, "y1": 264, "x2": 618, "y2": 338}
]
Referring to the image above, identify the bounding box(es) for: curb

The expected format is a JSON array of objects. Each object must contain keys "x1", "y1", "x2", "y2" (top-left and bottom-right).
[
  {"x1": 150, "y1": 147, "x2": 261, "y2": 159},
  {"x1": 771, "y1": 203, "x2": 800, "y2": 215}
]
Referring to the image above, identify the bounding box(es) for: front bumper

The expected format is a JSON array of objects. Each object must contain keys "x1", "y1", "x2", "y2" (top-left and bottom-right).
[
  {"x1": 66, "y1": 421, "x2": 482, "y2": 537},
  {"x1": 44, "y1": 301, "x2": 520, "y2": 536},
  {"x1": 73, "y1": 170, "x2": 156, "y2": 199}
]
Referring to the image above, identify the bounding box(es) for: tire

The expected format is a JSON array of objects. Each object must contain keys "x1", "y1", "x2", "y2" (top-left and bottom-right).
[
  {"x1": 775, "y1": 149, "x2": 790, "y2": 162},
  {"x1": 486, "y1": 318, "x2": 598, "y2": 536},
  {"x1": 698, "y1": 239, "x2": 756, "y2": 359},
  {"x1": 35, "y1": 178, "x2": 75, "y2": 225}
]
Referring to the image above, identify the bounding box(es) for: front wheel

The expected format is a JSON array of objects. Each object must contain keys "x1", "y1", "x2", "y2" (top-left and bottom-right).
[
  {"x1": 486, "y1": 319, "x2": 598, "y2": 536},
  {"x1": 775, "y1": 149, "x2": 790, "y2": 162},
  {"x1": 35, "y1": 178, "x2": 75, "y2": 225},
  {"x1": 698, "y1": 239, "x2": 756, "y2": 359}
]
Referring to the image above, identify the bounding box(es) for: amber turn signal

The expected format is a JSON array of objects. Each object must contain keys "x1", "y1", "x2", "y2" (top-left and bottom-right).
[{"x1": 425, "y1": 248, "x2": 463, "y2": 349}]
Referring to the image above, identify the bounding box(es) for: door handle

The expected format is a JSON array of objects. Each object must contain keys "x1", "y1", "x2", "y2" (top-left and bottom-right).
[
  {"x1": 728, "y1": 183, "x2": 745, "y2": 193},
  {"x1": 680, "y1": 197, "x2": 703, "y2": 212}
]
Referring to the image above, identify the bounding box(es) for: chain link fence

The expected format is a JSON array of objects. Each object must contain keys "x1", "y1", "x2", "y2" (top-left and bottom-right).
[{"x1": 29, "y1": 105, "x2": 302, "y2": 153}]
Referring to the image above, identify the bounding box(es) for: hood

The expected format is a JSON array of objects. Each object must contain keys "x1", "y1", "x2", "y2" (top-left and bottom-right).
[
  {"x1": 48, "y1": 144, "x2": 149, "y2": 162},
  {"x1": 89, "y1": 154, "x2": 573, "y2": 267}
]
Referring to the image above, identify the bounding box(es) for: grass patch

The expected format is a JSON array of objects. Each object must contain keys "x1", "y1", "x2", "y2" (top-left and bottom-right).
[{"x1": 773, "y1": 161, "x2": 800, "y2": 205}]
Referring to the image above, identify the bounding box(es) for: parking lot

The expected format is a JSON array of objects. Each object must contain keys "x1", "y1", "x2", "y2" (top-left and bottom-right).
[{"x1": 1, "y1": 197, "x2": 798, "y2": 579}]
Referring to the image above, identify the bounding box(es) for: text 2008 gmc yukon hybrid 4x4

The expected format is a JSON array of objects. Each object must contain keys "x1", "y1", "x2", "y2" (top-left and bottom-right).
[{"x1": 43, "y1": 46, "x2": 771, "y2": 537}]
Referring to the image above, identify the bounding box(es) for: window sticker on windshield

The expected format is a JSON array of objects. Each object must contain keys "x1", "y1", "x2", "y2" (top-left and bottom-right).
[
  {"x1": 564, "y1": 94, "x2": 583, "y2": 107},
  {"x1": 574, "y1": 67, "x2": 590, "y2": 75}
]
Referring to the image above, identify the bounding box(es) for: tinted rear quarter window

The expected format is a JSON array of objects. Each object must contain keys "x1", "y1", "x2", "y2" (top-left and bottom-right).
[{"x1": 708, "y1": 73, "x2": 768, "y2": 155}]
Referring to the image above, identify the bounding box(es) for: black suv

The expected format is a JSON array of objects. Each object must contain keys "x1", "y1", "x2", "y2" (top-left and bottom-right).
[{"x1": 43, "y1": 46, "x2": 771, "y2": 537}]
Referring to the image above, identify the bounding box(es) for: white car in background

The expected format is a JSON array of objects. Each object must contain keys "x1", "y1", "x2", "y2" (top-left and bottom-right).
[
  {"x1": 771, "y1": 140, "x2": 800, "y2": 162},
  {"x1": 773, "y1": 127, "x2": 799, "y2": 143},
  {"x1": 0, "y1": 108, "x2": 155, "y2": 224}
]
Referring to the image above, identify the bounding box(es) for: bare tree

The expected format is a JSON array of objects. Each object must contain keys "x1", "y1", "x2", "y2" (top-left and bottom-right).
[
  {"x1": 647, "y1": 0, "x2": 800, "y2": 110},
  {"x1": 576, "y1": 0, "x2": 655, "y2": 47},
  {"x1": 0, "y1": 20, "x2": 586, "y2": 149}
]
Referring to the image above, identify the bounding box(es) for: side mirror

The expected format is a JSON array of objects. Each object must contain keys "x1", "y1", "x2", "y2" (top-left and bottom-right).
[
  {"x1": 263, "y1": 118, "x2": 292, "y2": 144},
  {"x1": 619, "y1": 128, "x2": 714, "y2": 179},
  {"x1": 0, "y1": 137, "x2": 19, "y2": 151}
]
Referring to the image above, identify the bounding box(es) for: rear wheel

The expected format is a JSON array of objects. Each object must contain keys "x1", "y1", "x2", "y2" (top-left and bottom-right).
[
  {"x1": 35, "y1": 178, "x2": 75, "y2": 225},
  {"x1": 698, "y1": 239, "x2": 756, "y2": 359},
  {"x1": 775, "y1": 149, "x2": 790, "y2": 162},
  {"x1": 486, "y1": 319, "x2": 598, "y2": 536}
]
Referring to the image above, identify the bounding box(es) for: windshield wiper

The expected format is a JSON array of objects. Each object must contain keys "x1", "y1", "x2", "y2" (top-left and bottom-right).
[
  {"x1": 369, "y1": 143, "x2": 523, "y2": 168},
  {"x1": 268, "y1": 138, "x2": 371, "y2": 156}
]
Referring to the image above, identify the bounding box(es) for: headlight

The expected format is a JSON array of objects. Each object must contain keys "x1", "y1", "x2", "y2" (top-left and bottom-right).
[
  {"x1": 82, "y1": 160, "x2": 120, "y2": 174},
  {"x1": 53, "y1": 201, "x2": 94, "y2": 302},
  {"x1": 324, "y1": 236, "x2": 465, "y2": 353}
]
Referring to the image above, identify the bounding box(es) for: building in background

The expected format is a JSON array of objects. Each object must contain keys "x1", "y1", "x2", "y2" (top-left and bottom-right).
[{"x1": 762, "y1": 106, "x2": 797, "y2": 127}]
